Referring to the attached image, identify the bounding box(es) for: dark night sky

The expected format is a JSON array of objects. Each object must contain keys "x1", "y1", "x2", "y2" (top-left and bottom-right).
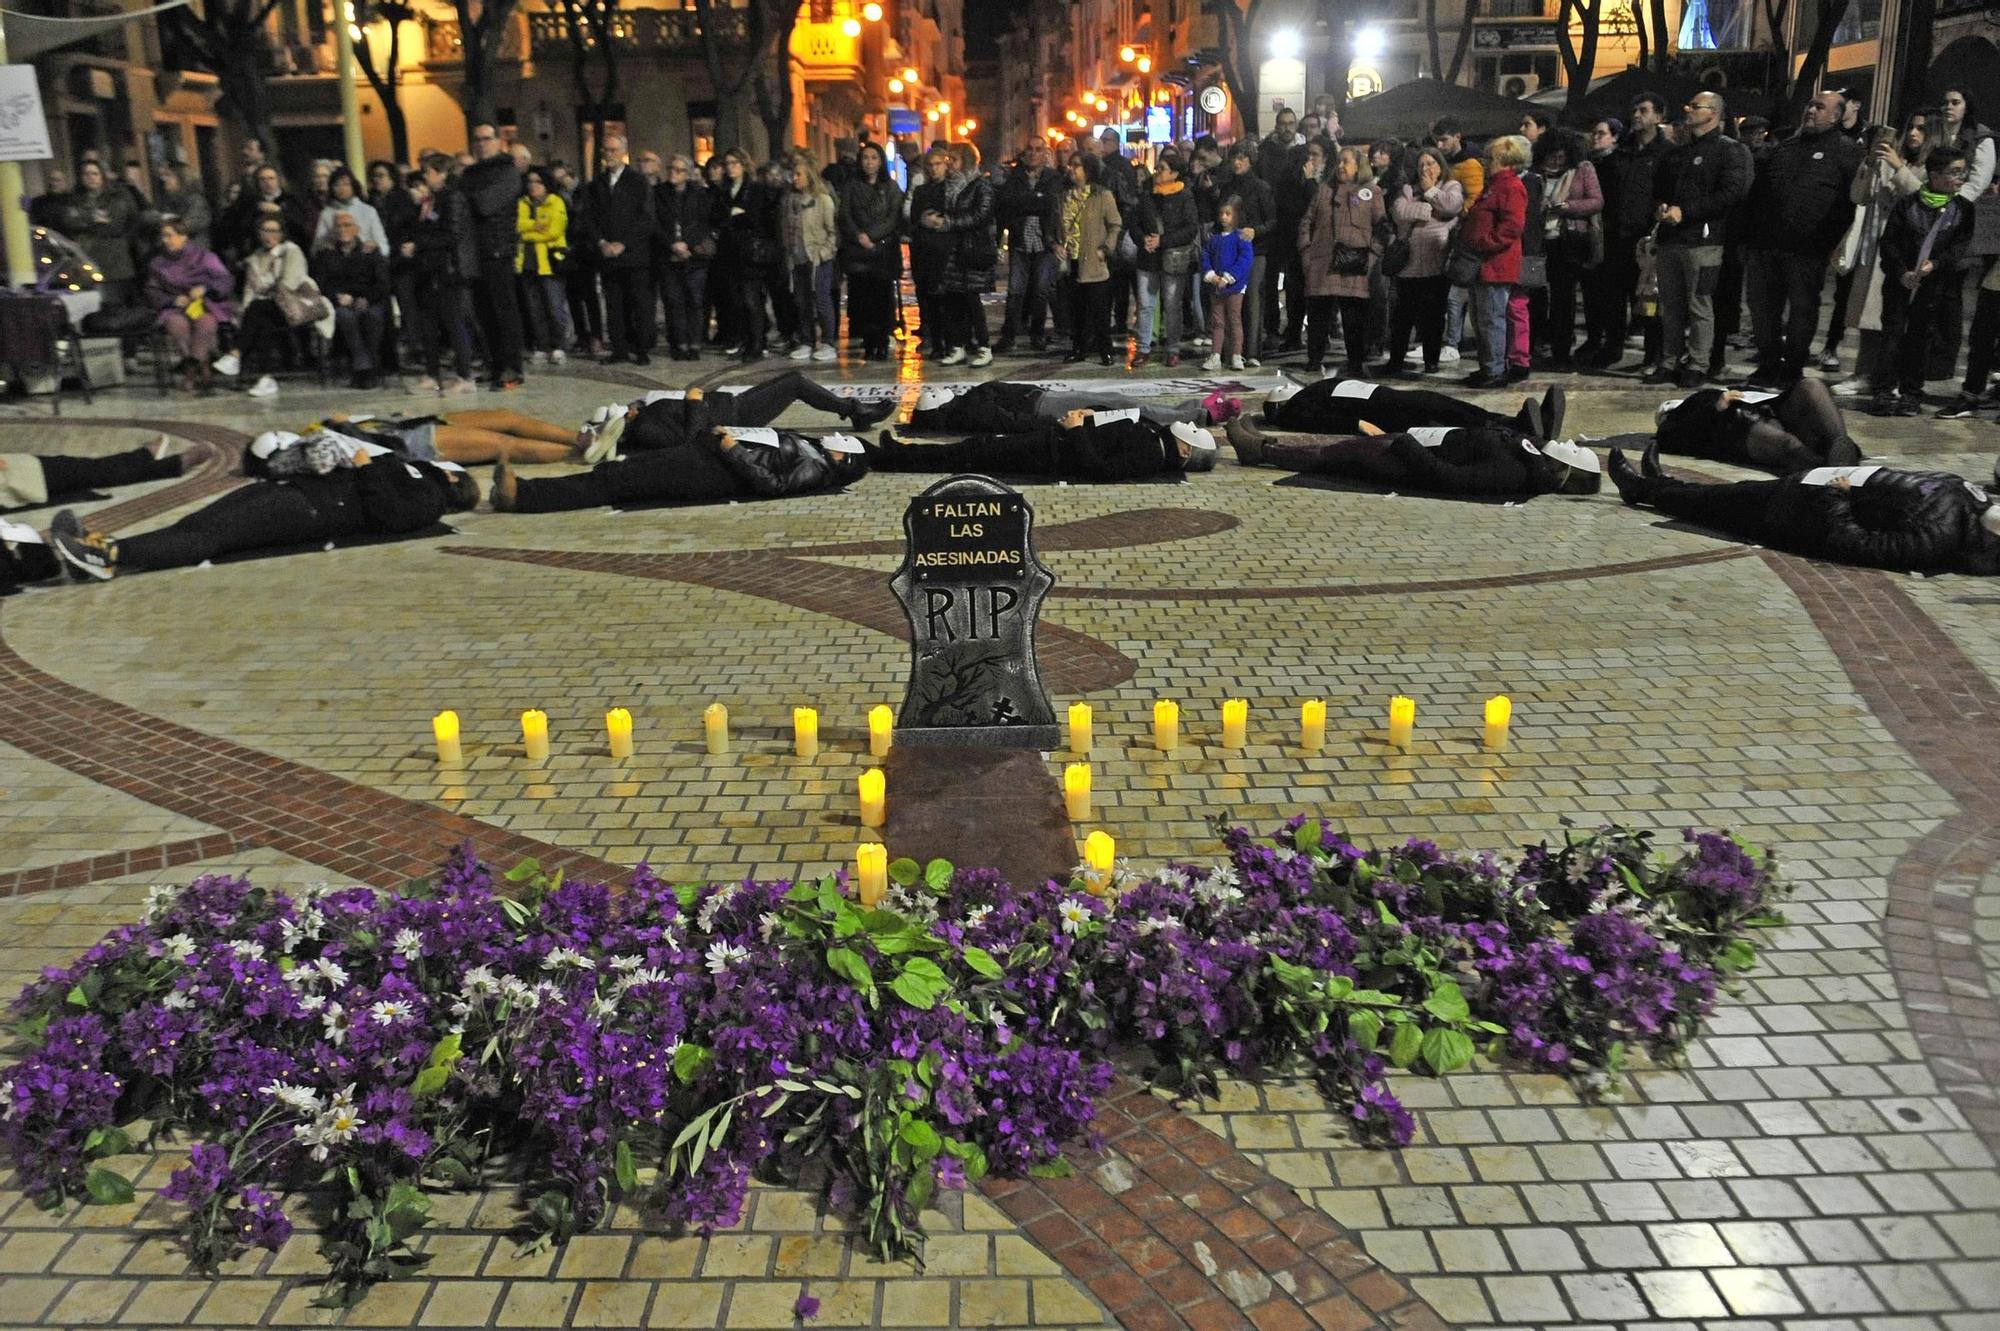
[{"x1": 964, "y1": 5, "x2": 1003, "y2": 62}]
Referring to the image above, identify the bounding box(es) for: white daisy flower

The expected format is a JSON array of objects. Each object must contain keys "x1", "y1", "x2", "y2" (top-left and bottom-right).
[
  {"x1": 321, "y1": 1003, "x2": 349, "y2": 1048},
  {"x1": 704, "y1": 940, "x2": 749, "y2": 975},
  {"x1": 1057, "y1": 899, "x2": 1092, "y2": 935},
  {"x1": 296, "y1": 993, "x2": 326, "y2": 1013},
  {"x1": 695, "y1": 884, "x2": 739, "y2": 934},
  {"x1": 161, "y1": 990, "x2": 194, "y2": 1011},
  {"x1": 608, "y1": 954, "x2": 643, "y2": 972},
  {"x1": 230, "y1": 940, "x2": 266, "y2": 961},
  {"x1": 590, "y1": 995, "x2": 619, "y2": 1021},
  {"x1": 160, "y1": 934, "x2": 197, "y2": 963},
  {"x1": 620, "y1": 967, "x2": 669, "y2": 990},
  {"x1": 460, "y1": 965, "x2": 499, "y2": 996},
  {"x1": 757, "y1": 912, "x2": 780, "y2": 943},
  {"x1": 964, "y1": 905, "x2": 994, "y2": 931},
  {"x1": 142, "y1": 885, "x2": 177, "y2": 923},
  {"x1": 368, "y1": 999, "x2": 415, "y2": 1026},
  {"x1": 391, "y1": 929, "x2": 424, "y2": 962},
  {"x1": 314, "y1": 959, "x2": 349, "y2": 988},
  {"x1": 260, "y1": 1081, "x2": 324, "y2": 1115},
  {"x1": 541, "y1": 947, "x2": 595, "y2": 971}
]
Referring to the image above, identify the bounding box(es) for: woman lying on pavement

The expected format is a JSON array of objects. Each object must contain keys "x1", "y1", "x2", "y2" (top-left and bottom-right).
[
  {"x1": 48, "y1": 449, "x2": 478, "y2": 582},
  {"x1": 1, "y1": 436, "x2": 185, "y2": 512},
  {"x1": 490, "y1": 426, "x2": 868, "y2": 513},
  {"x1": 1647, "y1": 379, "x2": 1864, "y2": 473},
  {"x1": 904, "y1": 383, "x2": 1242, "y2": 435},
  {"x1": 1609, "y1": 444, "x2": 2000, "y2": 575},
  {"x1": 265, "y1": 410, "x2": 607, "y2": 469},
  {"x1": 1261, "y1": 375, "x2": 1565, "y2": 442},
  {"x1": 1227, "y1": 417, "x2": 1602, "y2": 497},
  {"x1": 866, "y1": 411, "x2": 1219, "y2": 482},
  {"x1": 582, "y1": 374, "x2": 898, "y2": 458}
]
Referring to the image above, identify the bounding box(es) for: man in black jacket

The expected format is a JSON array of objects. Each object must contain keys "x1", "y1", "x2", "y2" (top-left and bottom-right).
[
  {"x1": 492, "y1": 428, "x2": 867, "y2": 512},
  {"x1": 868, "y1": 412, "x2": 1217, "y2": 482},
  {"x1": 1649, "y1": 92, "x2": 1753, "y2": 388},
  {"x1": 598, "y1": 376, "x2": 894, "y2": 454},
  {"x1": 908, "y1": 382, "x2": 1237, "y2": 434},
  {"x1": 655, "y1": 154, "x2": 709, "y2": 361},
  {"x1": 1592, "y1": 95, "x2": 1670, "y2": 371},
  {"x1": 1609, "y1": 443, "x2": 2000, "y2": 575},
  {"x1": 1224, "y1": 144, "x2": 1277, "y2": 366},
  {"x1": 461, "y1": 124, "x2": 527, "y2": 388},
  {"x1": 1259, "y1": 376, "x2": 1565, "y2": 441},
  {"x1": 312, "y1": 212, "x2": 393, "y2": 388},
  {"x1": 996, "y1": 144, "x2": 1063, "y2": 353},
  {"x1": 589, "y1": 133, "x2": 656, "y2": 366},
  {"x1": 1744, "y1": 92, "x2": 1863, "y2": 387}
]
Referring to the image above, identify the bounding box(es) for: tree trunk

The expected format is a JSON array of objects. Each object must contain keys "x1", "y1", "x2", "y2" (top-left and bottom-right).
[
  {"x1": 693, "y1": 0, "x2": 762, "y2": 153},
  {"x1": 1783, "y1": 0, "x2": 1843, "y2": 122},
  {"x1": 355, "y1": 22, "x2": 410, "y2": 167},
  {"x1": 1445, "y1": 0, "x2": 1477, "y2": 84},
  {"x1": 216, "y1": 33, "x2": 277, "y2": 156},
  {"x1": 1647, "y1": 0, "x2": 1669, "y2": 66},
  {"x1": 1426, "y1": 0, "x2": 1445, "y2": 80},
  {"x1": 1559, "y1": 0, "x2": 1603, "y2": 118},
  {"x1": 1212, "y1": 1, "x2": 1261, "y2": 135},
  {"x1": 1634, "y1": 3, "x2": 1651, "y2": 75},
  {"x1": 452, "y1": 0, "x2": 520, "y2": 132}
]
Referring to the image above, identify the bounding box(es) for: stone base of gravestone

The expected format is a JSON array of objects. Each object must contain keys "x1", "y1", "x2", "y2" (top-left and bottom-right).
[{"x1": 880, "y1": 746, "x2": 1076, "y2": 890}]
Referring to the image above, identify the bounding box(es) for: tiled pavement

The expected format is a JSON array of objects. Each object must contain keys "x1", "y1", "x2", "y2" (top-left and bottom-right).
[{"x1": 0, "y1": 347, "x2": 1997, "y2": 1329}]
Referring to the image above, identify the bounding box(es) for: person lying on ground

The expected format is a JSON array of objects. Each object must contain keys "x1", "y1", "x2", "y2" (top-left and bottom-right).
[
  {"x1": 904, "y1": 382, "x2": 1242, "y2": 435},
  {"x1": 1608, "y1": 443, "x2": 2000, "y2": 575},
  {"x1": 866, "y1": 411, "x2": 1219, "y2": 482},
  {"x1": 1647, "y1": 378, "x2": 1864, "y2": 472},
  {"x1": 1227, "y1": 417, "x2": 1602, "y2": 497},
  {"x1": 1261, "y1": 375, "x2": 1566, "y2": 442},
  {"x1": 48, "y1": 448, "x2": 478, "y2": 582},
  {"x1": 265, "y1": 410, "x2": 608, "y2": 469},
  {"x1": 490, "y1": 426, "x2": 868, "y2": 513},
  {"x1": 1, "y1": 436, "x2": 185, "y2": 512},
  {"x1": 580, "y1": 373, "x2": 898, "y2": 457}
]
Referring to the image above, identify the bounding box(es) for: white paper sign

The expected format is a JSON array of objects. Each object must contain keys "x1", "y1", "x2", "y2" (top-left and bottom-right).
[
  {"x1": 1090, "y1": 408, "x2": 1141, "y2": 425},
  {"x1": 1408, "y1": 427, "x2": 1453, "y2": 447},
  {"x1": 638, "y1": 390, "x2": 687, "y2": 404},
  {"x1": 1800, "y1": 464, "x2": 1882, "y2": 488},
  {"x1": 0, "y1": 519, "x2": 43, "y2": 544},
  {"x1": 731, "y1": 427, "x2": 780, "y2": 448},
  {"x1": 0, "y1": 68, "x2": 52, "y2": 163},
  {"x1": 1738, "y1": 391, "x2": 1780, "y2": 404},
  {"x1": 1330, "y1": 380, "x2": 1380, "y2": 399}
]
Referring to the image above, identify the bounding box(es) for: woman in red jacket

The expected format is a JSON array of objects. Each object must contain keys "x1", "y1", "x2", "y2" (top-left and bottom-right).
[{"x1": 1461, "y1": 135, "x2": 1529, "y2": 388}]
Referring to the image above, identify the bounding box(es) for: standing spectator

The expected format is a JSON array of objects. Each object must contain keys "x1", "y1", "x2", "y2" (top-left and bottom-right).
[
  {"x1": 1872, "y1": 146, "x2": 1976, "y2": 415},
  {"x1": 235, "y1": 139, "x2": 267, "y2": 200},
  {"x1": 928, "y1": 142, "x2": 998, "y2": 366},
  {"x1": 838, "y1": 142, "x2": 903, "y2": 362},
  {"x1": 462, "y1": 123, "x2": 527, "y2": 389},
  {"x1": 516, "y1": 166, "x2": 573, "y2": 365},
  {"x1": 1057, "y1": 152, "x2": 1121, "y2": 366},
  {"x1": 1201, "y1": 197, "x2": 1254, "y2": 370},
  {"x1": 1133, "y1": 151, "x2": 1199, "y2": 367},
  {"x1": 658, "y1": 155, "x2": 712, "y2": 361},
  {"x1": 1382, "y1": 145, "x2": 1464, "y2": 375},
  {"x1": 148, "y1": 164, "x2": 212, "y2": 250},
  {"x1": 366, "y1": 161, "x2": 401, "y2": 211},
  {"x1": 1934, "y1": 88, "x2": 1996, "y2": 200},
  {"x1": 313, "y1": 166, "x2": 389, "y2": 253},
  {"x1": 1744, "y1": 91, "x2": 1863, "y2": 386},
  {"x1": 1577, "y1": 116, "x2": 1624, "y2": 364},
  {"x1": 64, "y1": 161, "x2": 140, "y2": 308},
  {"x1": 1533, "y1": 130, "x2": 1602, "y2": 368},
  {"x1": 1739, "y1": 117, "x2": 1774, "y2": 150},
  {"x1": 1258, "y1": 109, "x2": 1307, "y2": 346},
  {"x1": 1224, "y1": 143, "x2": 1276, "y2": 366},
  {"x1": 1257, "y1": 107, "x2": 1303, "y2": 190},
  {"x1": 1521, "y1": 111, "x2": 1554, "y2": 145},
  {"x1": 308, "y1": 161, "x2": 335, "y2": 214},
  {"x1": 1092, "y1": 129, "x2": 1140, "y2": 335},
  {"x1": 996, "y1": 142, "x2": 1062, "y2": 353},
  {"x1": 1299, "y1": 145, "x2": 1386, "y2": 377},
  {"x1": 29, "y1": 168, "x2": 69, "y2": 231},
  {"x1": 313, "y1": 211, "x2": 391, "y2": 388},
  {"x1": 1432, "y1": 117, "x2": 1486, "y2": 363},
  {"x1": 907, "y1": 144, "x2": 954, "y2": 356},
  {"x1": 783, "y1": 151, "x2": 840, "y2": 362},
  {"x1": 713, "y1": 147, "x2": 782, "y2": 363},
  {"x1": 409, "y1": 156, "x2": 477, "y2": 394},
  {"x1": 219, "y1": 165, "x2": 313, "y2": 264},
  {"x1": 588, "y1": 133, "x2": 655, "y2": 366},
  {"x1": 1272, "y1": 139, "x2": 1325, "y2": 351},
  {"x1": 1459, "y1": 135, "x2": 1529, "y2": 389},
  {"x1": 1648, "y1": 91, "x2": 1752, "y2": 387},
  {"x1": 557, "y1": 162, "x2": 605, "y2": 357},
  {"x1": 146, "y1": 218, "x2": 233, "y2": 394},
  {"x1": 1595, "y1": 94, "x2": 1670, "y2": 371},
  {"x1": 1838, "y1": 112, "x2": 1930, "y2": 397}
]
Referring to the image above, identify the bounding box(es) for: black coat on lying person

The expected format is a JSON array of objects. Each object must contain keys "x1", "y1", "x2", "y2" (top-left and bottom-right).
[
  {"x1": 502, "y1": 429, "x2": 864, "y2": 513},
  {"x1": 1263, "y1": 378, "x2": 1544, "y2": 437},
  {"x1": 909, "y1": 382, "x2": 1048, "y2": 434},
  {"x1": 1650, "y1": 380, "x2": 1862, "y2": 474},
  {"x1": 867, "y1": 412, "x2": 1208, "y2": 483},
  {"x1": 614, "y1": 374, "x2": 887, "y2": 453},
  {"x1": 1612, "y1": 450, "x2": 2000, "y2": 576},
  {"x1": 1232, "y1": 421, "x2": 1602, "y2": 497}
]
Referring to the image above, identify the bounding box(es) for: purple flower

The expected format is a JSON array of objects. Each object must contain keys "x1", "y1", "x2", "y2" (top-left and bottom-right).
[
  {"x1": 233, "y1": 1186, "x2": 293, "y2": 1251},
  {"x1": 794, "y1": 1293, "x2": 821, "y2": 1321},
  {"x1": 161, "y1": 1142, "x2": 233, "y2": 1206}
]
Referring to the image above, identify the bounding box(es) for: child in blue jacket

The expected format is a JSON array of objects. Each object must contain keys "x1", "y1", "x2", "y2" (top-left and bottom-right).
[{"x1": 1201, "y1": 198, "x2": 1255, "y2": 370}]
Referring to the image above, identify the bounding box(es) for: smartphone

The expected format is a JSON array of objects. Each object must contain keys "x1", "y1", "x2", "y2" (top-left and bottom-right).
[{"x1": 1869, "y1": 124, "x2": 1895, "y2": 146}]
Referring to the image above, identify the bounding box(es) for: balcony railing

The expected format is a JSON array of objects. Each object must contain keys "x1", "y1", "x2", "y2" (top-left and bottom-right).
[
  {"x1": 789, "y1": 19, "x2": 864, "y2": 75},
  {"x1": 513, "y1": 7, "x2": 752, "y2": 59},
  {"x1": 425, "y1": 17, "x2": 528, "y2": 62},
  {"x1": 1480, "y1": 0, "x2": 1556, "y2": 16}
]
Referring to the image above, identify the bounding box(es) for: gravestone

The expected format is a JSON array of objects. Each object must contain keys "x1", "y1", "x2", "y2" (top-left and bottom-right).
[{"x1": 887, "y1": 474, "x2": 1059, "y2": 749}]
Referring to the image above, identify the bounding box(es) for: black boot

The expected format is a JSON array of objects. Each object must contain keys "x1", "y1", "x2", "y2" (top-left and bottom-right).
[
  {"x1": 1542, "y1": 385, "x2": 1566, "y2": 441},
  {"x1": 1515, "y1": 398, "x2": 1545, "y2": 442},
  {"x1": 1607, "y1": 447, "x2": 1652, "y2": 506},
  {"x1": 847, "y1": 398, "x2": 895, "y2": 428},
  {"x1": 1640, "y1": 441, "x2": 1664, "y2": 480}
]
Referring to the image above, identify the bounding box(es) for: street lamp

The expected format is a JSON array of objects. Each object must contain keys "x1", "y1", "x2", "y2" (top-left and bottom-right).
[
  {"x1": 889, "y1": 77, "x2": 904, "y2": 93},
  {"x1": 841, "y1": 16, "x2": 861, "y2": 35},
  {"x1": 902, "y1": 66, "x2": 918, "y2": 82},
  {"x1": 862, "y1": 1, "x2": 883, "y2": 19},
  {"x1": 1269, "y1": 27, "x2": 1301, "y2": 59},
  {"x1": 1353, "y1": 25, "x2": 1385, "y2": 60},
  {"x1": 1120, "y1": 44, "x2": 1137, "y2": 62}
]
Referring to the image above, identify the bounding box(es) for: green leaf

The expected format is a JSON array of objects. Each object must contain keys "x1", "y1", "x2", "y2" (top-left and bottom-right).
[
  {"x1": 906, "y1": 1167, "x2": 936, "y2": 1212},
  {"x1": 923, "y1": 858, "x2": 954, "y2": 891},
  {"x1": 1420, "y1": 981, "x2": 1471, "y2": 1024},
  {"x1": 889, "y1": 956, "x2": 949, "y2": 1010},
  {"x1": 1295, "y1": 819, "x2": 1322, "y2": 854},
  {"x1": 65, "y1": 984, "x2": 88, "y2": 1009},
  {"x1": 1720, "y1": 938, "x2": 1757, "y2": 971},
  {"x1": 673, "y1": 1044, "x2": 714, "y2": 1084},
  {"x1": 673, "y1": 882, "x2": 703, "y2": 911},
  {"x1": 504, "y1": 858, "x2": 543, "y2": 884},
  {"x1": 1027, "y1": 1159, "x2": 1074, "y2": 1178},
  {"x1": 1347, "y1": 1009, "x2": 1383, "y2": 1051},
  {"x1": 1420, "y1": 1027, "x2": 1476, "y2": 1075},
  {"x1": 1374, "y1": 900, "x2": 1400, "y2": 928},
  {"x1": 900, "y1": 1119, "x2": 942, "y2": 1159},
  {"x1": 960, "y1": 946, "x2": 1003, "y2": 980},
  {"x1": 614, "y1": 1141, "x2": 638, "y2": 1192},
  {"x1": 825, "y1": 946, "x2": 875, "y2": 991},
  {"x1": 411, "y1": 1065, "x2": 450, "y2": 1098},
  {"x1": 83, "y1": 1167, "x2": 134, "y2": 1205},
  {"x1": 887, "y1": 857, "x2": 921, "y2": 888},
  {"x1": 83, "y1": 1126, "x2": 131, "y2": 1159},
  {"x1": 1388, "y1": 1021, "x2": 1424, "y2": 1069}
]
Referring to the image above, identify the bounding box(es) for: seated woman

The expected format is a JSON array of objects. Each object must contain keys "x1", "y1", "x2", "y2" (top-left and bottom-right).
[
  {"x1": 3, "y1": 437, "x2": 185, "y2": 512},
  {"x1": 490, "y1": 427, "x2": 867, "y2": 513},
  {"x1": 1650, "y1": 379, "x2": 1863, "y2": 473},
  {"x1": 146, "y1": 219, "x2": 235, "y2": 395},
  {"x1": 1262, "y1": 375, "x2": 1563, "y2": 442},
  {"x1": 48, "y1": 450, "x2": 477, "y2": 582},
  {"x1": 868, "y1": 411, "x2": 1218, "y2": 482},
  {"x1": 238, "y1": 216, "x2": 336, "y2": 399},
  {"x1": 1228, "y1": 418, "x2": 1602, "y2": 497},
  {"x1": 1609, "y1": 444, "x2": 2000, "y2": 576},
  {"x1": 595, "y1": 373, "x2": 897, "y2": 456},
  {"x1": 907, "y1": 383, "x2": 1242, "y2": 435}
]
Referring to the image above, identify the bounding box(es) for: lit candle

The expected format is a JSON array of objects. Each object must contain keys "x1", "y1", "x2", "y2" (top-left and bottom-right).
[
  {"x1": 856, "y1": 843, "x2": 888, "y2": 907},
  {"x1": 1483, "y1": 695, "x2": 1512, "y2": 750},
  {"x1": 606, "y1": 707, "x2": 634, "y2": 760},
  {"x1": 868, "y1": 704, "x2": 894, "y2": 758},
  {"x1": 858, "y1": 768, "x2": 887, "y2": 829},
  {"x1": 704, "y1": 703, "x2": 729, "y2": 756},
  {"x1": 1063, "y1": 762, "x2": 1092, "y2": 821},
  {"x1": 1068, "y1": 701, "x2": 1093, "y2": 754},
  {"x1": 521, "y1": 709, "x2": 550, "y2": 764},
  {"x1": 1221, "y1": 698, "x2": 1248, "y2": 749},
  {"x1": 1083, "y1": 830, "x2": 1115, "y2": 894},
  {"x1": 794, "y1": 706, "x2": 820, "y2": 760},
  {"x1": 1301, "y1": 699, "x2": 1326, "y2": 751},
  {"x1": 432, "y1": 710, "x2": 462, "y2": 766},
  {"x1": 1153, "y1": 699, "x2": 1180, "y2": 752},
  {"x1": 1388, "y1": 695, "x2": 1416, "y2": 748}
]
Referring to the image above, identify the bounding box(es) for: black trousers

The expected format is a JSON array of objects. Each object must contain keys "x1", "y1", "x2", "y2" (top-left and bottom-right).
[
  {"x1": 567, "y1": 261, "x2": 604, "y2": 347},
  {"x1": 736, "y1": 272, "x2": 770, "y2": 355},
  {"x1": 1545, "y1": 254, "x2": 1587, "y2": 360},
  {"x1": 1640, "y1": 475, "x2": 1784, "y2": 539},
  {"x1": 661, "y1": 263, "x2": 707, "y2": 352},
  {"x1": 512, "y1": 452, "x2": 724, "y2": 512},
  {"x1": 412, "y1": 277, "x2": 474, "y2": 381},
  {"x1": 847, "y1": 274, "x2": 895, "y2": 352},
  {"x1": 1960, "y1": 286, "x2": 2000, "y2": 397},
  {"x1": 868, "y1": 431, "x2": 1055, "y2": 473},
  {"x1": 118, "y1": 484, "x2": 328, "y2": 572},
  {"x1": 1740, "y1": 378, "x2": 1856, "y2": 470},
  {"x1": 1306, "y1": 295, "x2": 1370, "y2": 371},
  {"x1": 1747, "y1": 250, "x2": 1827, "y2": 374},
  {"x1": 238, "y1": 301, "x2": 295, "y2": 374},
  {"x1": 602, "y1": 266, "x2": 655, "y2": 358},
  {"x1": 717, "y1": 371, "x2": 855, "y2": 427},
  {"x1": 37, "y1": 447, "x2": 182, "y2": 499},
  {"x1": 1069, "y1": 280, "x2": 1112, "y2": 358},
  {"x1": 1389, "y1": 275, "x2": 1449, "y2": 368},
  {"x1": 472, "y1": 255, "x2": 526, "y2": 380},
  {"x1": 1879, "y1": 274, "x2": 1958, "y2": 395}
]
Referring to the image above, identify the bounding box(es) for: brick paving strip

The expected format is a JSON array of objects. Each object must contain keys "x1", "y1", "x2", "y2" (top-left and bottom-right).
[{"x1": 1762, "y1": 551, "x2": 2000, "y2": 1149}]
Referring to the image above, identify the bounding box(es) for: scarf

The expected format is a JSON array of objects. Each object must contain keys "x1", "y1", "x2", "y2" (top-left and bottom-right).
[
  {"x1": 1920, "y1": 188, "x2": 1952, "y2": 209},
  {"x1": 943, "y1": 170, "x2": 971, "y2": 207},
  {"x1": 1063, "y1": 184, "x2": 1092, "y2": 257}
]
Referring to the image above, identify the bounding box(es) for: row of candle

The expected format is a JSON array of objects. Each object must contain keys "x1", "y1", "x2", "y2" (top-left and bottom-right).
[
  {"x1": 432, "y1": 695, "x2": 1517, "y2": 767},
  {"x1": 850, "y1": 829, "x2": 1119, "y2": 907}
]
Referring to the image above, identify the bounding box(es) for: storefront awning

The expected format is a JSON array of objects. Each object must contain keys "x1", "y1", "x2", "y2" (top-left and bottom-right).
[{"x1": 2, "y1": 0, "x2": 190, "y2": 63}]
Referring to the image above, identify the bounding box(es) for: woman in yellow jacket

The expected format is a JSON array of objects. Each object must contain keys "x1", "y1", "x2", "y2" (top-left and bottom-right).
[{"x1": 516, "y1": 167, "x2": 575, "y2": 364}]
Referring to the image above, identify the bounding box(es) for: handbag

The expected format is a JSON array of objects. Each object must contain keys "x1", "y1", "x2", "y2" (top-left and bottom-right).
[
  {"x1": 1833, "y1": 206, "x2": 1867, "y2": 276},
  {"x1": 1330, "y1": 242, "x2": 1371, "y2": 276},
  {"x1": 1517, "y1": 254, "x2": 1548, "y2": 290},
  {"x1": 1113, "y1": 230, "x2": 1139, "y2": 270},
  {"x1": 273, "y1": 281, "x2": 331, "y2": 328},
  {"x1": 1162, "y1": 242, "x2": 1197, "y2": 275},
  {"x1": 1380, "y1": 237, "x2": 1412, "y2": 277},
  {"x1": 1445, "y1": 235, "x2": 1482, "y2": 287}
]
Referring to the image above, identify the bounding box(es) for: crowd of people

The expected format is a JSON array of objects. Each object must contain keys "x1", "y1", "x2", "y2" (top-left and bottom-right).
[{"x1": 20, "y1": 82, "x2": 2000, "y2": 414}]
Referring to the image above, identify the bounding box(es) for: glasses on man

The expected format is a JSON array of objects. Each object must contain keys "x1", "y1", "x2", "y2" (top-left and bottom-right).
[
  {"x1": 474, "y1": 132, "x2": 497, "y2": 142},
  {"x1": 1935, "y1": 164, "x2": 1970, "y2": 177}
]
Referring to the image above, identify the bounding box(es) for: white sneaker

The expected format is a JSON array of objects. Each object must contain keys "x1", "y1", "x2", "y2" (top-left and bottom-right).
[
  {"x1": 813, "y1": 343, "x2": 838, "y2": 362},
  {"x1": 213, "y1": 351, "x2": 241, "y2": 378},
  {"x1": 969, "y1": 346, "x2": 993, "y2": 367},
  {"x1": 1243, "y1": 357, "x2": 1258, "y2": 368},
  {"x1": 939, "y1": 347, "x2": 967, "y2": 365},
  {"x1": 444, "y1": 377, "x2": 477, "y2": 396},
  {"x1": 1202, "y1": 353, "x2": 1222, "y2": 370},
  {"x1": 1831, "y1": 377, "x2": 1868, "y2": 397},
  {"x1": 789, "y1": 344, "x2": 813, "y2": 360},
  {"x1": 1230, "y1": 356, "x2": 1246, "y2": 370},
  {"x1": 247, "y1": 375, "x2": 278, "y2": 398},
  {"x1": 415, "y1": 375, "x2": 440, "y2": 392},
  {"x1": 1438, "y1": 346, "x2": 1462, "y2": 364},
  {"x1": 530, "y1": 350, "x2": 548, "y2": 366},
  {"x1": 550, "y1": 349, "x2": 566, "y2": 365}
]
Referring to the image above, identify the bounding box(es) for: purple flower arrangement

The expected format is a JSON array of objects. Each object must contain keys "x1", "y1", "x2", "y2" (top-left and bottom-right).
[{"x1": 0, "y1": 821, "x2": 1783, "y2": 1305}]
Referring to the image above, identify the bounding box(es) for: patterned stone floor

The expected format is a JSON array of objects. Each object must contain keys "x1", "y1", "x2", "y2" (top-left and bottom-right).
[{"x1": 0, "y1": 335, "x2": 1997, "y2": 1331}]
